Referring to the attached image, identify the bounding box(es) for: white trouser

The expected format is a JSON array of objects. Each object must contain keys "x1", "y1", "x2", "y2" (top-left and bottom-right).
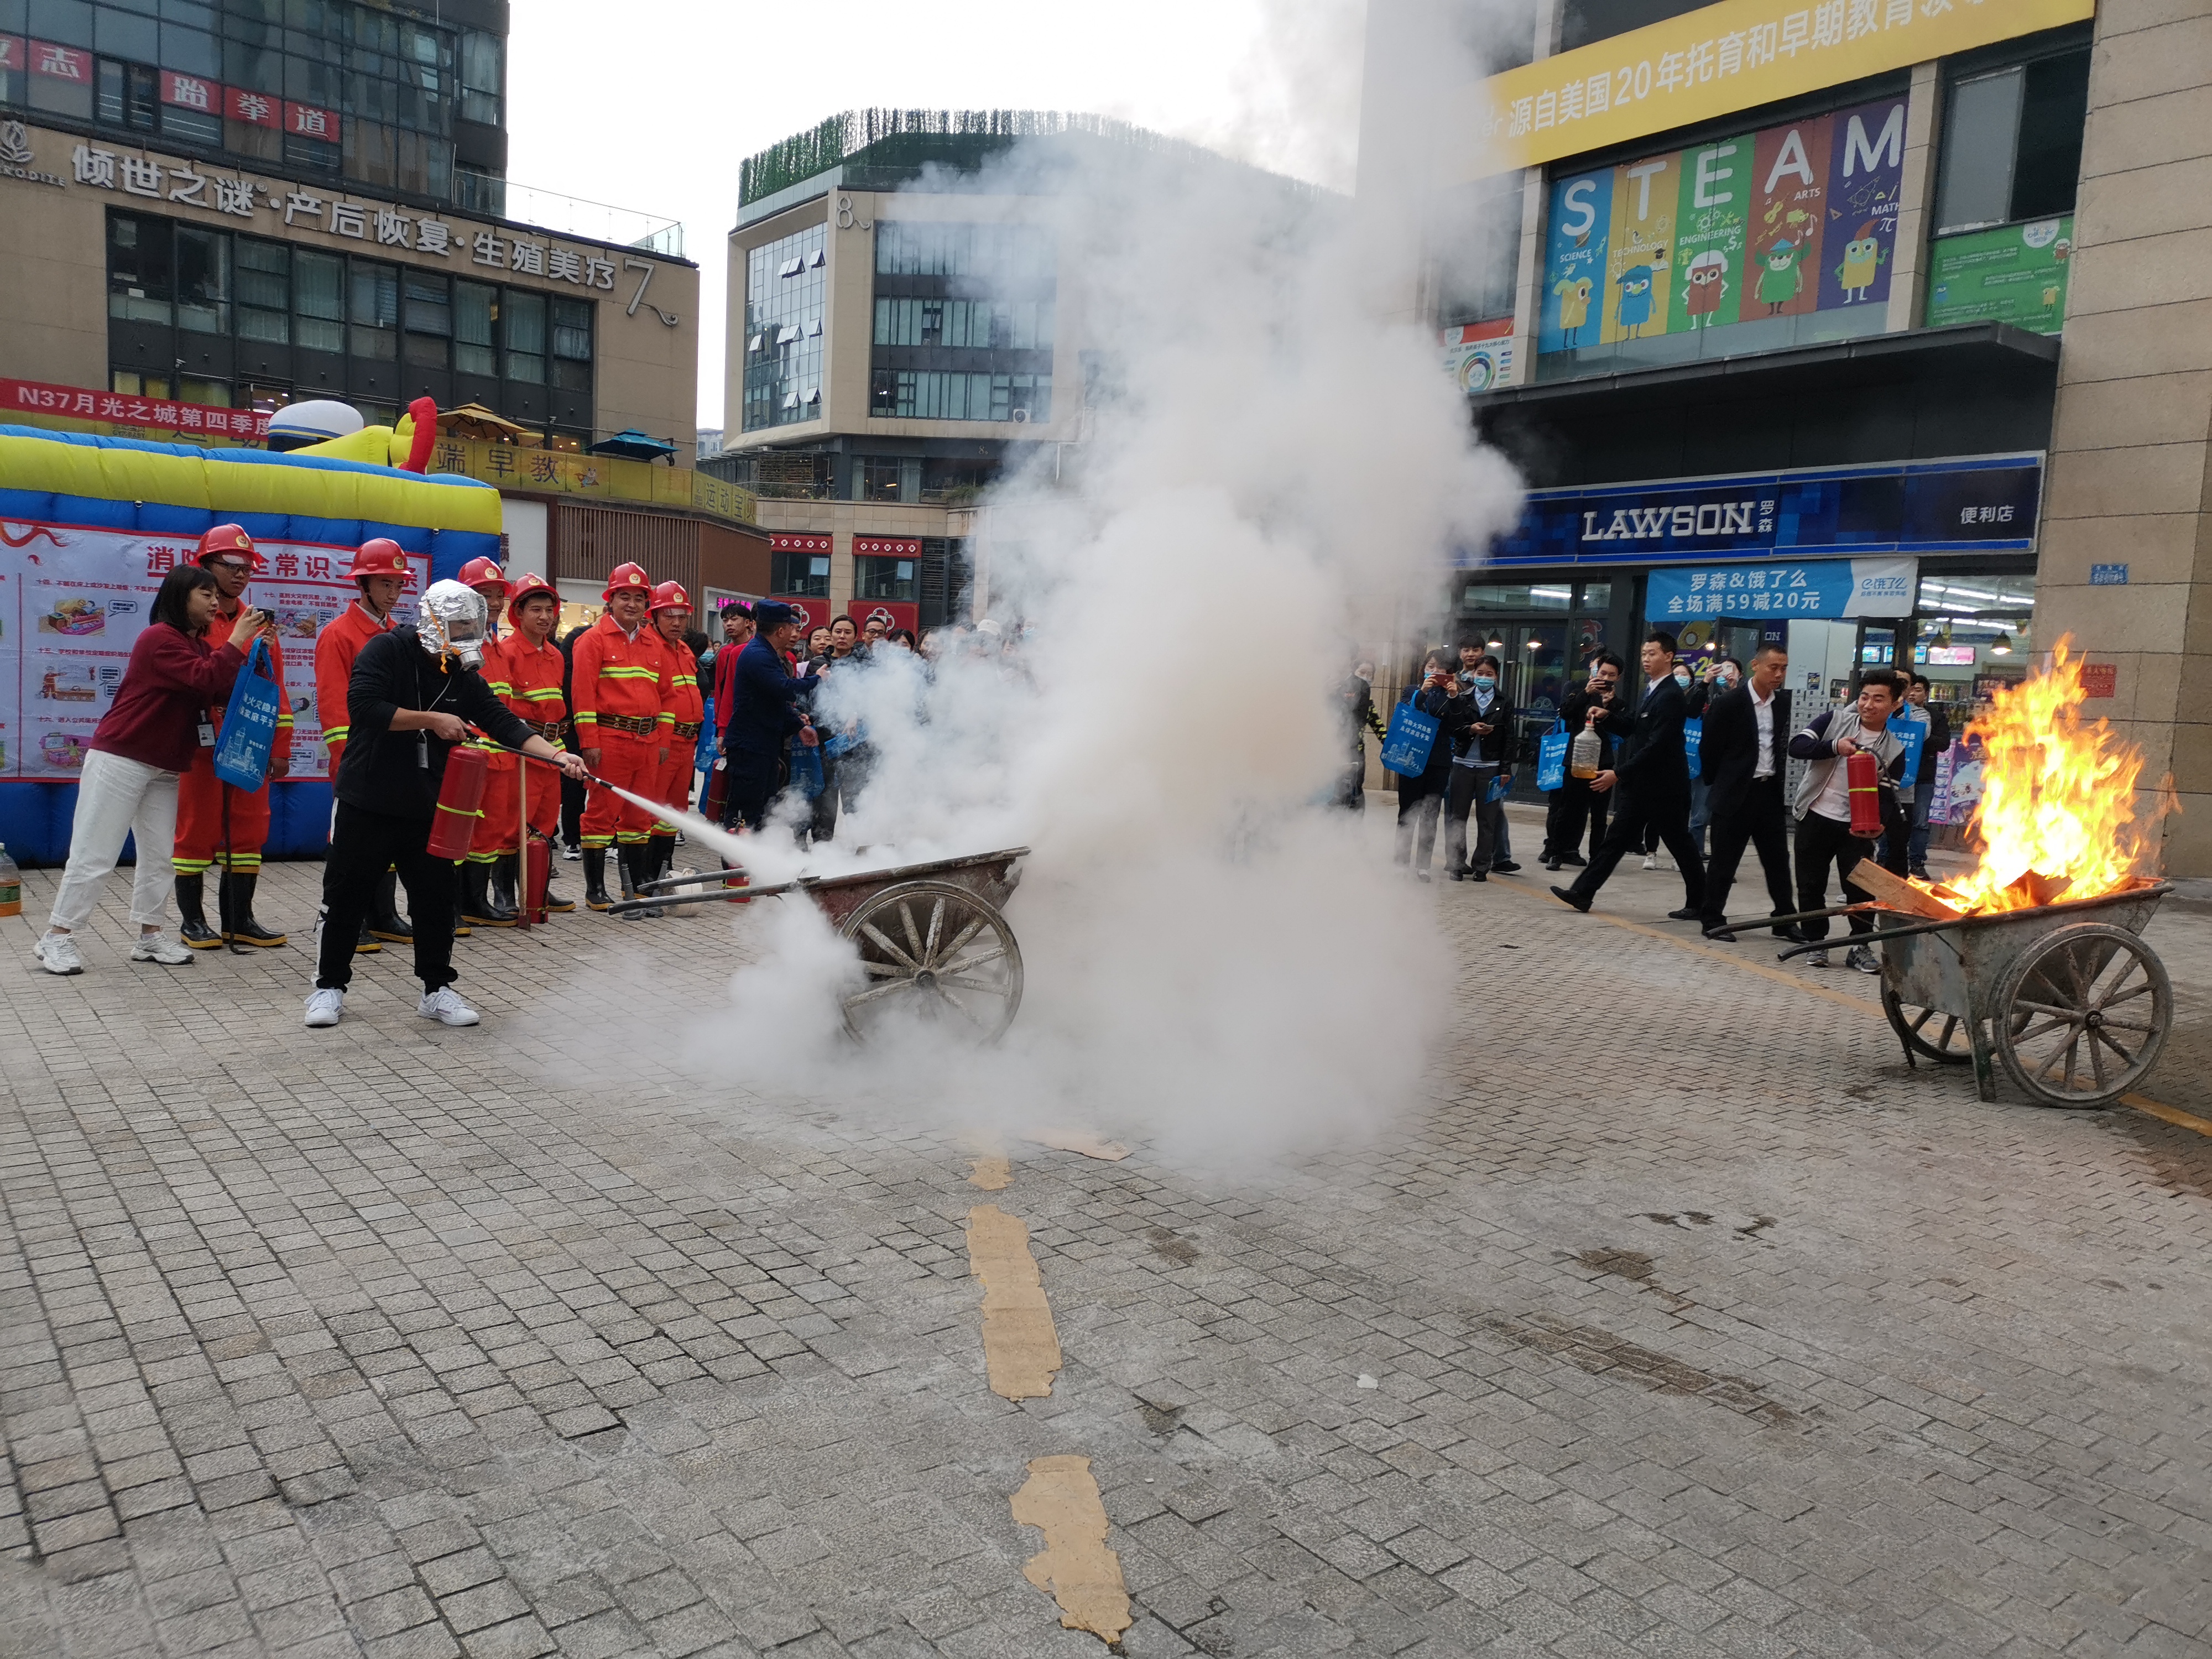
[{"x1": 46, "y1": 749, "x2": 181, "y2": 933}]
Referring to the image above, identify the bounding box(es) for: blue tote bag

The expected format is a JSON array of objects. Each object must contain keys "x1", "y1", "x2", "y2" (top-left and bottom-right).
[
  {"x1": 788, "y1": 739, "x2": 826, "y2": 800},
  {"x1": 1683, "y1": 717, "x2": 1704, "y2": 781},
  {"x1": 211, "y1": 639, "x2": 283, "y2": 791},
  {"x1": 1535, "y1": 718, "x2": 1569, "y2": 792},
  {"x1": 1380, "y1": 698, "x2": 1439, "y2": 777}
]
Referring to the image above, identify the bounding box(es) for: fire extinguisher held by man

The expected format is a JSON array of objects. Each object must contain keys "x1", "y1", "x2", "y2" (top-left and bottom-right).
[
  {"x1": 305, "y1": 581, "x2": 587, "y2": 1031},
  {"x1": 1785, "y1": 667, "x2": 1912, "y2": 974}
]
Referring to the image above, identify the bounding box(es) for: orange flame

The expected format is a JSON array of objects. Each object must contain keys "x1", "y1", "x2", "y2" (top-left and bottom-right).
[{"x1": 1931, "y1": 636, "x2": 2172, "y2": 913}]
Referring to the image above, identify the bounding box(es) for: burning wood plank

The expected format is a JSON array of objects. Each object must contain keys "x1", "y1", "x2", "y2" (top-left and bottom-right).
[{"x1": 1849, "y1": 860, "x2": 1963, "y2": 920}]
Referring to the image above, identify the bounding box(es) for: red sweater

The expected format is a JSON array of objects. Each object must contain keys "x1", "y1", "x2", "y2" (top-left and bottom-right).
[{"x1": 91, "y1": 623, "x2": 248, "y2": 773}]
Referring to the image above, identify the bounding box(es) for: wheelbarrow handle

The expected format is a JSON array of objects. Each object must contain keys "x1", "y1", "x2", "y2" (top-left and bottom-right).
[
  {"x1": 609, "y1": 878, "x2": 804, "y2": 915},
  {"x1": 1729, "y1": 900, "x2": 1882, "y2": 932},
  {"x1": 1771, "y1": 910, "x2": 1965, "y2": 962}
]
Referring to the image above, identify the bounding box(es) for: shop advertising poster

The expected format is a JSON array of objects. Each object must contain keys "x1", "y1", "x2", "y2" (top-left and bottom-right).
[
  {"x1": 1441, "y1": 320, "x2": 1515, "y2": 393},
  {"x1": 1814, "y1": 100, "x2": 1905, "y2": 313},
  {"x1": 1668, "y1": 137, "x2": 1749, "y2": 333},
  {"x1": 0, "y1": 523, "x2": 426, "y2": 781},
  {"x1": 1924, "y1": 216, "x2": 2075, "y2": 334},
  {"x1": 1600, "y1": 150, "x2": 1678, "y2": 343},
  {"x1": 1750, "y1": 113, "x2": 1832, "y2": 318},
  {"x1": 1539, "y1": 169, "x2": 1614, "y2": 352}
]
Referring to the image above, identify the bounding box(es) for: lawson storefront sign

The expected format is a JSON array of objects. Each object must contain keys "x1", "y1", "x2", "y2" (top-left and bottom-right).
[{"x1": 1478, "y1": 454, "x2": 2041, "y2": 568}]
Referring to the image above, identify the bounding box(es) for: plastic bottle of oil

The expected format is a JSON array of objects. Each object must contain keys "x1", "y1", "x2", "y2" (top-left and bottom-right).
[
  {"x1": 1569, "y1": 723, "x2": 1602, "y2": 781},
  {"x1": 0, "y1": 844, "x2": 19, "y2": 919}
]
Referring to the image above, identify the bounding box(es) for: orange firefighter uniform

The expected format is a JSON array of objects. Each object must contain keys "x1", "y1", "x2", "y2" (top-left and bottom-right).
[
  {"x1": 646, "y1": 583, "x2": 705, "y2": 853},
  {"x1": 572, "y1": 570, "x2": 674, "y2": 856}
]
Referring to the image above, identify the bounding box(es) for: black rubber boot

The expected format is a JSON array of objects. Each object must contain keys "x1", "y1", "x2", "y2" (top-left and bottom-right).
[
  {"x1": 222, "y1": 871, "x2": 288, "y2": 948},
  {"x1": 354, "y1": 917, "x2": 381, "y2": 954},
  {"x1": 492, "y1": 853, "x2": 524, "y2": 923},
  {"x1": 369, "y1": 870, "x2": 413, "y2": 943},
  {"x1": 461, "y1": 862, "x2": 516, "y2": 928},
  {"x1": 176, "y1": 873, "x2": 220, "y2": 949},
  {"x1": 613, "y1": 845, "x2": 647, "y2": 920},
  {"x1": 583, "y1": 848, "x2": 613, "y2": 911}
]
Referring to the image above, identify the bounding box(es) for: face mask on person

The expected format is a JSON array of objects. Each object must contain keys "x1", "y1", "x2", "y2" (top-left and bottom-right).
[
  {"x1": 1673, "y1": 670, "x2": 1692, "y2": 687},
  {"x1": 1474, "y1": 675, "x2": 1496, "y2": 688}
]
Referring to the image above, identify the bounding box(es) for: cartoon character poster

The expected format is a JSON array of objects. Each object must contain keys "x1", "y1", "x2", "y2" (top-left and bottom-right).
[
  {"x1": 1749, "y1": 116, "x2": 1833, "y2": 319},
  {"x1": 1539, "y1": 170, "x2": 1612, "y2": 354},
  {"x1": 1600, "y1": 152, "x2": 1677, "y2": 345},
  {"x1": 1668, "y1": 137, "x2": 1750, "y2": 333},
  {"x1": 1817, "y1": 97, "x2": 1907, "y2": 312}
]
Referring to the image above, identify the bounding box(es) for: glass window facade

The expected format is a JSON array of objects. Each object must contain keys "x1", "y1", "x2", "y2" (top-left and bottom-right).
[
  {"x1": 1933, "y1": 50, "x2": 2090, "y2": 235},
  {"x1": 854, "y1": 555, "x2": 917, "y2": 603},
  {"x1": 870, "y1": 218, "x2": 1056, "y2": 425},
  {"x1": 1, "y1": 0, "x2": 496, "y2": 206},
  {"x1": 103, "y1": 206, "x2": 589, "y2": 440},
  {"x1": 771, "y1": 548, "x2": 831, "y2": 597},
  {"x1": 742, "y1": 221, "x2": 826, "y2": 431}
]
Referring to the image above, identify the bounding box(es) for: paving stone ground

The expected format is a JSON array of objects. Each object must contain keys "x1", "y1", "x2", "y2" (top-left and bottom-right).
[{"x1": 3, "y1": 805, "x2": 2210, "y2": 1659}]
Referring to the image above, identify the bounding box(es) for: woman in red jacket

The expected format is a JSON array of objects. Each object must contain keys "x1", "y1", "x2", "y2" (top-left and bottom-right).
[{"x1": 35, "y1": 564, "x2": 274, "y2": 975}]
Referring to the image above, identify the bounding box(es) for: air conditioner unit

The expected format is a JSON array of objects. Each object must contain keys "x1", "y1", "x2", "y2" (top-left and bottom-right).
[{"x1": 1009, "y1": 408, "x2": 1030, "y2": 423}]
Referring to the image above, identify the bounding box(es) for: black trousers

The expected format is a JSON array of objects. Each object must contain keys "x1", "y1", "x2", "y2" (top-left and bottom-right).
[
  {"x1": 317, "y1": 802, "x2": 457, "y2": 993},
  {"x1": 1444, "y1": 764, "x2": 1504, "y2": 874},
  {"x1": 1700, "y1": 776, "x2": 1794, "y2": 931},
  {"x1": 1546, "y1": 778, "x2": 1609, "y2": 859},
  {"x1": 559, "y1": 773, "x2": 584, "y2": 848},
  {"x1": 722, "y1": 749, "x2": 781, "y2": 833},
  {"x1": 1568, "y1": 785, "x2": 1704, "y2": 910},
  {"x1": 1794, "y1": 802, "x2": 1908, "y2": 940}
]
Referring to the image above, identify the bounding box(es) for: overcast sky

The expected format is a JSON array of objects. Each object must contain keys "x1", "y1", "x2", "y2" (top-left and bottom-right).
[{"x1": 507, "y1": 1, "x2": 1368, "y2": 433}]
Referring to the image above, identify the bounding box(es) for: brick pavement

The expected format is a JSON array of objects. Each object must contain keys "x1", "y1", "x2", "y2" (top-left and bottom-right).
[{"x1": 3, "y1": 811, "x2": 2210, "y2": 1658}]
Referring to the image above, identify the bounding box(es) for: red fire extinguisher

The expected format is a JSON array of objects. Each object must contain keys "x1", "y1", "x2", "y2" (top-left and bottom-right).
[
  {"x1": 424, "y1": 744, "x2": 488, "y2": 862},
  {"x1": 520, "y1": 834, "x2": 551, "y2": 925},
  {"x1": 1846, "y1": 748, "x2": 1882, "y2": 837}
]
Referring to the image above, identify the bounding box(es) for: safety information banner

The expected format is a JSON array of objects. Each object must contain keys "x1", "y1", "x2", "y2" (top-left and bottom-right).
[{"x1": 0, "y1": 521, "x2": 425, "y2": 780}]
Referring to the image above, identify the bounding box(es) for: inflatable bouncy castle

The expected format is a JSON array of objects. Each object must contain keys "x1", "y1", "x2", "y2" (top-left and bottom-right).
[{"x1": 0, "y1": 410, "x2": 501, "y2": 863}]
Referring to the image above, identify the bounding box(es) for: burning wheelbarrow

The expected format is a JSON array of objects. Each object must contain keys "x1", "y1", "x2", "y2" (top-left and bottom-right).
[
  {"x1": 1767, "y1": 866, "x2": 2175, "y2": 1109},
  {"x1": 614, "y1": 847, "x2": 1029, "y2": 1042}
]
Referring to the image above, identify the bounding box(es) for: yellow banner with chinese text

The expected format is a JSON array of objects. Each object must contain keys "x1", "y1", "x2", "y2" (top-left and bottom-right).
[
  {"x1": 1463, "y1": 0, "x2": 2095, "y2": 176},
  {"x1": 420, "y1": 435, "x2": 757, "y2": 526}
]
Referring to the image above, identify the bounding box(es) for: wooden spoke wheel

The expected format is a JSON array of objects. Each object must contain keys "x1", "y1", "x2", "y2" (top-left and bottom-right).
[
  {"x1": 1881, "y1": 984, "x2": 1974, "y2": 1066},
  {"x1": 1993, "y1": 921, "x2": 2171, "y2": 1109},
  {"x1": 838, "y1": 879, "x2": 1024, "y2": 1044}
]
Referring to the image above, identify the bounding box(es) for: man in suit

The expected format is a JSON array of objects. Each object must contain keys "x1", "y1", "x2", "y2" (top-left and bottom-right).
[
  {"x1": 1550, "y1": 630, "x2": 1706, "y2": 918},
  {"x1": 1694, "y1": 643, "x2": 1796, "y2": 942}
]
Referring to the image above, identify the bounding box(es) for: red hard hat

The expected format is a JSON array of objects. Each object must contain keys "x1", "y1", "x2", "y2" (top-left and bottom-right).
[
  {"x1": 457, "y1": 555, "x2": 510, "y2": 596},
  {"x1": 648, "y1": 580, "x2": 691, "y2": 614},
  {"x1": 348, "y1": 538, "x2": 409, "y2": 580},
  {"x1": 196, "y1": 523, "x2": 263, "y2": 571},
  {"x1": 507, "y1": 572, "x2": 560, "y2": 613},
  {"x1": 603, "y1": 561, "x2": 651, "y2": 599}
]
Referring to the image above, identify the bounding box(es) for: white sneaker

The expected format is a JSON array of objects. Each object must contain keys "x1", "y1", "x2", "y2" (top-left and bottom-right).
[
  {"x1": 418, "y1": 986, "x2": 480, "y2": 1026},
  {"x1": 130, "y1": 932, "x2": 195, "y2": 965},
  {"x1": 34, "y1": 933, "x2": 84, "y2": 975},
  {"x1": 1641, "y1": 854, "x2": 1659, "y2": 870},
  {"x1": 304, "y1": 988, "x2": 344, "y2": 1027}
]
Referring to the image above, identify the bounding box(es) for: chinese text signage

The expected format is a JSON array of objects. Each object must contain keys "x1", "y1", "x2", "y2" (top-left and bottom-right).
[
  {"x1": 1441, "y1": 320, "x2": 1516, "y2": 393},
  {"x1": 4, "y1": 376, "x2": 270, "y2": 441},
  {"x1": 1465, "y1": 0, "x2": 2095, "y2": 174},
  {"x1": 0, "y1": 523, "x2": 425, "y2": 779},
  {"x1": 1924, "y1": 216, "x2": 2074, "y2": 334},
  {"x1": 1540, "y1": 96, "x2": 1905, "y2": 355},
  {"x1": 1648, "y1": 556, "x2": 1916, "y2": 620},
  {"x1": 1479, "y1": 455, "x2": 2040, "y2": 567}
]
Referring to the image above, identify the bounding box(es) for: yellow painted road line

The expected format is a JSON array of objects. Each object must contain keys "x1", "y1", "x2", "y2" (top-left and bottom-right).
[
  {"x1": 1489, "y1": 873, "x2": 2210, "y2": 1139},
  {"x1": 965, "y1": 1204, "x2": 1062, "y2": 1400},
  {"x1": 1012, "y1": 1454, "x2": 1133, "y2": 1644}
]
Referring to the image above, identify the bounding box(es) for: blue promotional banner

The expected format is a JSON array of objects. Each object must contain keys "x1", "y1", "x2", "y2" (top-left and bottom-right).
[
  {"x1": 1479, "y1": 455, "x2": 2041, "y2": 568},
  {"x1": 1540, "y1": 170, "x2": 1614, "y2": 354},
  {"x1": 1648, "y1": 557, "x2": 1917, "y2": 622}
]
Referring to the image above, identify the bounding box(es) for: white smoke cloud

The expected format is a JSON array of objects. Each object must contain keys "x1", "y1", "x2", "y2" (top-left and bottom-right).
[{"x1": 590, "y1": 7, "x2": 1526, "y2": 1166}]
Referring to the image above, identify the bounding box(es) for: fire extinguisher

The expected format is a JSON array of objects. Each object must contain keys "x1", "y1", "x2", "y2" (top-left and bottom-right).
[
  {"x1": 520, "y1": 834, "x2": 552, "y2": 925},
  {"x1": 424, "y1": 744, "x2": 488, "y2": 862},
  {"x1": 1846, "y1": 747, "x2": 1883, "y2": 837}
]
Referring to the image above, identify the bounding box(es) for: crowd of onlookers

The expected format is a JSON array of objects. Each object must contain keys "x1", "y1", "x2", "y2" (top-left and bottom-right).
[{"x1": 1358, "y1": 633, "x2": 1954, "y2": 971}]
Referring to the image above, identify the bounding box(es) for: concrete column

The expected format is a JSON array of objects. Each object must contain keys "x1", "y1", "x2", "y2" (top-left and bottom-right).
[
  {"x1": 2032, "y1": 0, "x2": 2212, "y2": 875},
  {"x1": 1884, "y1": 59, "x2": 1945, "y2": 336}
]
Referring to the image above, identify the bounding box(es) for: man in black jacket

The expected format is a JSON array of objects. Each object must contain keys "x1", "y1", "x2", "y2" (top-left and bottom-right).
[
  {"x1": 1442, "y1": 653, "x2": 1514, "y2": 880},
  {"x1": 307, "y1": 581, "x2": 587, "y2": 1031},
  {"x1": 1551, "y1": 630, "x2": 1706, "y2": 917},
  {"x1": 1543, "y1": 654, "x2": 1621, "y2": 867},
  {"x1": 1694, "y1": 642, "x2": 1794, "y2": 942}
]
